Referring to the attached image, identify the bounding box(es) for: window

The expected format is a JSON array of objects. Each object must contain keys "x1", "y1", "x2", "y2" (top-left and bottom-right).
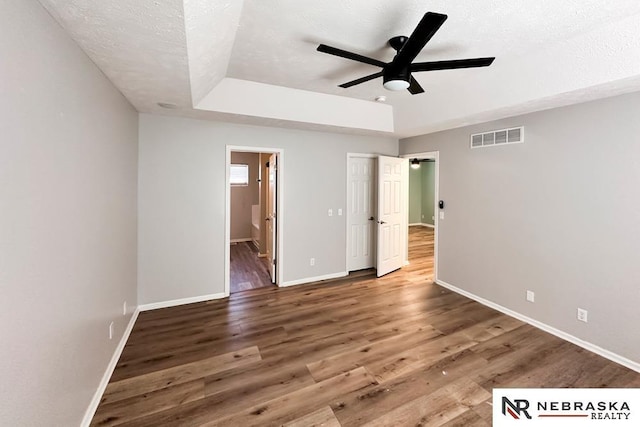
[{"x1": 230, "y1": 164, "x2": 249, "y2": 186}]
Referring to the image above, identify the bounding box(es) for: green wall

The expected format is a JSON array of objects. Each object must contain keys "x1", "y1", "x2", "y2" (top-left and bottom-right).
[
  {"x1": 408, "y1": 161, "x2": 435, "y2": 225},
  {"x1": 409, "y1": 167, "x2": 422, "y2": 224},
  {"x1": 422, "y1": 162, "x2": 435, "y2": 225}
]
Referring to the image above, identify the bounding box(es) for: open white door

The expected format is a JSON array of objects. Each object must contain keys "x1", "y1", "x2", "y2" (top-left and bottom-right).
[
  {"x1": 266, "y1": 154, "x2": 278, "y2": 282},
  {"x1": 376, "y1": 155, "x2": 408, "y2": 277}
]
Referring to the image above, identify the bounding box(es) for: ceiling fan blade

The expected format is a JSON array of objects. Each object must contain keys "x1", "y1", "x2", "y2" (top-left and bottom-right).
[
  {"x1": 393, "y1": 12, "x2": 447, "y2": 67},
  {"x1": 317, "y1": 44, "x2": 387, "y2": 68},
  {"x1": 411, "y1": 57, "x2": 495, "y2": 72},
  {"x1": 407, "y1": 76, "x2": 425, "y2": 95},
  {"x1": 339, "y1": 71, "x2": 384, "y2": 88}
]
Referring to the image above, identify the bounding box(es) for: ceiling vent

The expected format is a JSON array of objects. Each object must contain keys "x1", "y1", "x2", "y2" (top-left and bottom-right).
[{"x1": 471, "y1": 126, "x2": 524, "y2": 149}]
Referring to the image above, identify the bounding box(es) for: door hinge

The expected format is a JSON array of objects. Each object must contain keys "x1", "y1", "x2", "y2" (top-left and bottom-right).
[{"x1": 273, "y1": 258, "x2": 276, "y2": 264}]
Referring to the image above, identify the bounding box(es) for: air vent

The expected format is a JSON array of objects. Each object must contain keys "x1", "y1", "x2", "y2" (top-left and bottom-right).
[{"x1": 470, "y1": 126, "x2": 524, "y2": 149}]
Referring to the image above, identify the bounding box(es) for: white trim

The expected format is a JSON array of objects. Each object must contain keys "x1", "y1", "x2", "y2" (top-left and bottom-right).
[
  {"x1": 226, "y1": 146, "x2": 284, "y2": 297},
  {"x1": 401, "y1": 151, "x2": 439, "y2": 281},
  {"x1": 346, "y1": 152, "x2": 378, "y2": 158},
  {"x1": 408, "y1": 223, "x2": 435, "y2": 228},
  {"x1": 81, "y1": 308, "x2": 140, "y2": 427},
  {"x1": 280, "y1": 271, "x2": 348, "y2": 288},
  {"x1": 138, "y1": 293, "x2": 226, "y2": 312},
  {"x1": 230, "y1": 238, "x2": 252, "y2": 243},
  {"x1": 435, "y1": 279, "x2": 640, "y2": 374}
]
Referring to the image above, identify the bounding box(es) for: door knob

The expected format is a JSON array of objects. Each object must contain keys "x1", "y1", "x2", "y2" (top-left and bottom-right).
[
  {"x1": 265, "y1": 218, "x2": 270, "y2": 221},
  {"x1": 378, "y1": 220, "x2": 386, "y2": 224},
  {"x1": 368, "y1": 217, "x2": 375, "y2": 221}
]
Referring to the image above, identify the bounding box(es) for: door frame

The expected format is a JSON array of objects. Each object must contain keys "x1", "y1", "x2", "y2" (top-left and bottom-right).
[
  {"x1": 225, "y1": 145, "x2": 285, "y2": 297},
  {"x1": 345, "y1": 153, "x2": 378, "y2": 273},
  {"x1": 401, "y1": 151, "x2": 440, "y2": 281}
]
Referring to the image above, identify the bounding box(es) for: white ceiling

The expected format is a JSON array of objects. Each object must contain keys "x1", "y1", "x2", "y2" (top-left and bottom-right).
[{"x1": 38, "y1": 0, "x2": 640, "y2": 137}]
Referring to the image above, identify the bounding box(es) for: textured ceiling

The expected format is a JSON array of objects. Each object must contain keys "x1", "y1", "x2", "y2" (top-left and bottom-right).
[{"x1": 38, "y1": 0, "x2": 640, "y2": 137}]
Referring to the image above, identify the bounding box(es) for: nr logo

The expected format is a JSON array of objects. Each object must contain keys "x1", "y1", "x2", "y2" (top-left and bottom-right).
[{"x1": 502, "y1": 397, "x2": 532, "y2": 420}]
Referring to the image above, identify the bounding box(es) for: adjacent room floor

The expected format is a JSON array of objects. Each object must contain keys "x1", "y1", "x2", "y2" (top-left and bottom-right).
[
  {"x1": 230, "y1": 241, "x2": 273, "y2": 293},
  {"x1": 92, "y1": 226, "x2": 639, "y2": 426}
]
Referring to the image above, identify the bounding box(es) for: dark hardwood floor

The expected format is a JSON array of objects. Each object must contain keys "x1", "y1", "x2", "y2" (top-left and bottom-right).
[
  {"x1": 92, "y1": 226, "x2": 640, "y2": 426},
  {"x1": 230, "y1": 241, "x2": 273, "y2": 293}
]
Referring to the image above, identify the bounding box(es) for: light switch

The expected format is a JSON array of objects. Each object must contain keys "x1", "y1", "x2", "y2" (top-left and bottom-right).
[
  {"x1": 338, "y1": 208, "x2": 343, "y2": 216},
  {"x1": 439, "y1": 211, "x2": 445, "y2": 220},
  {"x1": 328, "y1": 209, "x2": 333, "y2": 217}
]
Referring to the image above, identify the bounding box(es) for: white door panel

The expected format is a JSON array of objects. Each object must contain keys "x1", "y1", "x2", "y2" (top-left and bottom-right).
[
  {"x1": 347, "y1": 157, "x2": 376, "y2": 271},
  {"x1": 377, "y1": 155, "x2": 407, "y2": 277}
]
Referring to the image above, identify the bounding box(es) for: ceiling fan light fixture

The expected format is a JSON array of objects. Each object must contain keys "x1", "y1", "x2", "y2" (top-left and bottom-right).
[
  {"x1": 411, "y1": 158, "x2": 421, "y2": 169},
  {"x1": 383, "y1": 79, "x2": 410, "y2": 91}
]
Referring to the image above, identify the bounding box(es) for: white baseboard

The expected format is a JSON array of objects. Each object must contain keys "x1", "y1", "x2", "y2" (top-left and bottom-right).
[
  {"x1": 280, "y1": 272, "x2": 348, "y2": 288},
  {"x1": 408, "y1": 223, "x2": 435, "y2": 228},
  {"x1": 138, "y1": 292, "x2": 227, "y2": 311},
  {"x1": 81, "y1": 308, "x2": 140, "y2": 427},
  {"x1": 230, "y1": 238, "x2": 252, "y2": 243},
  {"x1": 435, "y1": 279, "x2": 640, "y2": 373}
]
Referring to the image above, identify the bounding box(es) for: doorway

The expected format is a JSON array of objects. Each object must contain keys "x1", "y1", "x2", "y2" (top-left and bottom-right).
[
  {"x1": 346, "y1": 154, "x2": 409, "y2": 278},
  {"x1": 403, "y1": 152, "x2": 439, "y2": 281},
  {"x1": 225, "y1": 146, "x2": 284, "y2": 296}
]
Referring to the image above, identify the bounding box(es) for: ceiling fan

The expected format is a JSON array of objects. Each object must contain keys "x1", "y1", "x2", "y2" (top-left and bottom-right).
[{"x1": 317, "y1": 12, "x2": 495, "y2": 95}]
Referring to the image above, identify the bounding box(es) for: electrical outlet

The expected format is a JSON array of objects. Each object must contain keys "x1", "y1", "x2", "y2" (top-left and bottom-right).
[
  {"x1": 328, "y1": 209, "x2": 333, "y2": 217},
  {"x1": 526, "y1": 290, "x2": 535, "y2": 303},
  {"x1": 577, "y1": 308, "x2": 588, "y2": 323},
  {"x1": 338, "y1": 208, "x2": 343, "y2": 216},
  {"x1": 439, "y1": 212, "x2": 445, "y2": 220},
  {"x1": 422, "y1": 214, "x2": 425, "y2": 219},
  {"x1": 123, "y1": 301, "x2": 127, "y2": 316},
  {"x1": 432, "y1": 215, "x2": 435, "y2": 221},
  {"x1": 109, "y1": 321, "x2": 114, "y2": 340},
  {"x1": 310, "y1": 258, "x2": 315, "y2": 266}
]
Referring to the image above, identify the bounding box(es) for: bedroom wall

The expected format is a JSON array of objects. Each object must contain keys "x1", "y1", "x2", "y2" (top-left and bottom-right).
[
  {"x1": 138, "y1": 114, "x2": 398, "y2": 305},
  {"x1": 401, "y1": 91, "x2": 640, "y2": 365},
  {"x1": 0, "y1": 1, "x2": 138, "y2": 425}
]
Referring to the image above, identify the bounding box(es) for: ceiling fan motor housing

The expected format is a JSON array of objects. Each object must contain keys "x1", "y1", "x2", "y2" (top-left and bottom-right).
[{"x1": 383, "y1": 64, "x2": 411, "y2": 86}]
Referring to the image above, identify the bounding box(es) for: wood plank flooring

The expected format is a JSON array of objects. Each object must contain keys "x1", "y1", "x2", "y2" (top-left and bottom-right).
[
  {"x1": 230, "y1": 241, "x2": 273, "y2": 293},
  {"x1": 93, "y1": 226, "x2": 640, "y2": 426}
]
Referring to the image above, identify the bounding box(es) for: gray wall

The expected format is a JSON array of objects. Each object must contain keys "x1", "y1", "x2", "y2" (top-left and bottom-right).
[
  {"x1": 230, "y1": 152, "x2": 260, "y2": 240},
  {"x1": 401, "y1": 91, "x2": 640, "y2": 364},
  {"x1": 0, "y1": 1, "x2": 138, "y2": 425},
  {"x1": 138, "y1": 114, "x2": 398, "y2": 304}
]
